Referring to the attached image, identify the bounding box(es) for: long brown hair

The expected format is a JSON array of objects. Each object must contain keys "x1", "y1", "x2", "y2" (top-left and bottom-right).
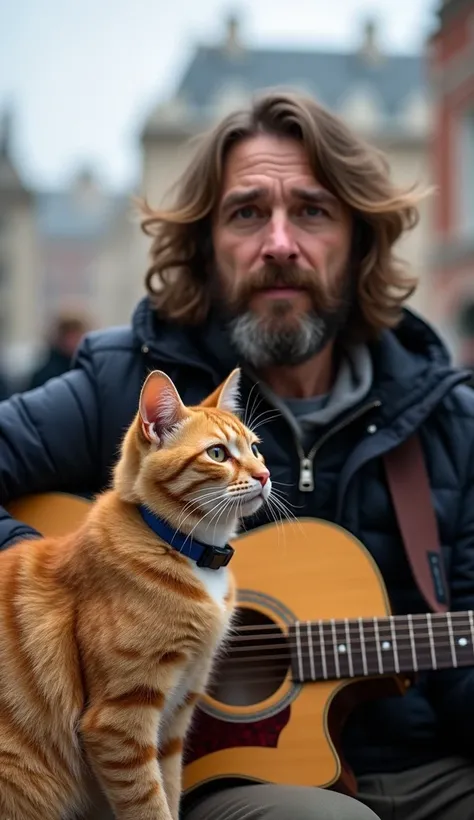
[{"x1": 140, "y1": 90, "x2": 426, "y2": 339}]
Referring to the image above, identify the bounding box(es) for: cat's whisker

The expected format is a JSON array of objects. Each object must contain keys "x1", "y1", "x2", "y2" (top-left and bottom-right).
[
  {"x1": 176, "y1": 491, "x2": 229, "y2": 533},
  {"x1": 245, "y1": 387, "x2": 267, "y2": 430},
  {"x1": 248, "y1": 408, "x2": 281, "y2": 430},
  {"x1": 263, "y1": 494, "x2": 285, "y2": 552},
  {"x1": 209, "y1": 497, "x2": 235, "y2": 542},
  {"x1": 268, "y1": 492, "x2": 297, "y2": 522},
  {"x1": 178, "y1": 487, "x2": 226, "y2": 514},
  {"x1": 250, "y1": 414, "x2": 282, "y2": 433},
  {"x1": 267, "y1": 493, "x2": 303, "y2": 535},
  {"x1": 179, "y1": 496, "x2": 233, "y2": 550},
  {"x1": 243, "y1": 382, "x2": 261, "y2": 427},
  {"x1": 176, "y1": 485, "x2": 229, "y2": 518},
  {"x1": 269, "y1": 487, "x2": 304, "y2": 510}
]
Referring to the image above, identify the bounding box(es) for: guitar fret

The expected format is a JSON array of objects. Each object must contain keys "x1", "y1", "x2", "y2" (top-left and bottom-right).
[
  {"x1": 344, "y1": 618, "x2": 354, "y2": 678},
  {"x1": 289, "y1": 611, "x2": 474, "y2": 684},
  {"x1": 446, "y1": 611, "x2": 458, "y2": 668},
  {"x1": 306, "y1": 621, "x2": 316, "y2": 681},
  {"x1": 358, "y1": 617, "x2": 368, "y2": 676},
  {"x1": 426, "y1": 613, "x2": 437, "y2": 670},
  {"x1": 295, "y1": 621, "x2": 304, "y2": 681},
  {"x1": 407, "y1": 613, "x2": 418, "y2": 672},
  {"x1": 447, "y1": 612, "x2": 473, "y2": 667},
  {"x1": 331, "y1": 619, "x2": 341, "y2": 679},
  {"x1": 390, "y1": 616, "x2": 400, "y2": 674},
  {"x1": 321, "y1": 622, "x2": 336, "y2": 678},
  {"x1": 373, "y1": 618, "x2": 383, "y2": 674},
  {"x1": 410, "y1": 614, "x2": 433, "y2": 670},
  {"x1": 319, "y1": 620, "x2": 328, "y2": 680},
  {"x1": 333, "y1": 619, "x2": 351, "y2": 678},
  {"x1": 309, "y1": 622, "x2": 326, "y2": 680},
  {"x1": 373, "y1": 617, "x2": 397, "y2": 674}
]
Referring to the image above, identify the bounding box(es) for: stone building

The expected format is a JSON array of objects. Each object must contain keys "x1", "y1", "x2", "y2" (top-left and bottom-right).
[
  {"x1": 428, "y1": 0, "x2": 474, "y2": 363},
  {"x1": 138, "y1": 15, "x2": 433, "y2": 318}
]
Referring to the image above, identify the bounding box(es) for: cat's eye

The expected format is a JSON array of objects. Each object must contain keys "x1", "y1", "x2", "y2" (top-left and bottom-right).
[
  {"x1": 207, "y1": 445, "x2": 229, "y2": 463},
  {"x1": 251, "y1": 443, "x2": 260, "y2": 457}
]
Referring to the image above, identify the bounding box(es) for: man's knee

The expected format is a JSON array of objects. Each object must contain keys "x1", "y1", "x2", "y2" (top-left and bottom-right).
[
  {"x1": 246, "y1": 785, "x2": 380, "y2": 819},
  {"x1": 184, "y1": 784, "x2": 380, "y2": 820}
]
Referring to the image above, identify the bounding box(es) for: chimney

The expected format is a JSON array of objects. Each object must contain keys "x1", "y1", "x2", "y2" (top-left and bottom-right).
[
  {"x1": 359, "y1": 17, "x2": 383, "y2": 64},
  {"x1": 223, "y1": 11, "x2": 243, "y2": 55},
  {"x1": 0, "y1": 108, "x2": 13, "y2": 157}
]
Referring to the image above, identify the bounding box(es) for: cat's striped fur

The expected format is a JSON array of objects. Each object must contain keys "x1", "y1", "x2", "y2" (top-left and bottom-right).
[{"x1": 0, "y1": 367, "x2": 271, "y2": 820}]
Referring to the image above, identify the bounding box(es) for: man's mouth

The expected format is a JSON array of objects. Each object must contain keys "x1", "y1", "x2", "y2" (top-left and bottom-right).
[
  {"x1": 260, "y1": 286, "x2": 302, "y2": 296},
  {"x1": 250, "y1": 284, "x2": 307, "y2": 303}
]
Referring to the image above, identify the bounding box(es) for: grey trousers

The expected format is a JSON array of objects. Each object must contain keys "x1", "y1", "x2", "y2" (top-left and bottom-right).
[
  {"x1": 183, "y1": 784, "x2": 379, "y2": 820},
  {"x1": 357, "y1": 756, "x2": 474, "y2": 820},
  {"x1": 82, "y1": 779, "x2": 378, "y2": 820},
  {"x1": 81, "y1": 755, "x2": 474, "y2": 819}
]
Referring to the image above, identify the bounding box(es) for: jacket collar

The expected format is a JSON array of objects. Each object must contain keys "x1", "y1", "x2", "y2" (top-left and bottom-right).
[{"x1": 131, "y1": 296, "x2": 471, "y2": 428}]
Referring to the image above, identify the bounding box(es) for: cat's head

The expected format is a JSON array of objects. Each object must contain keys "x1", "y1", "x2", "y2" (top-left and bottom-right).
[{"x1": 114, "y1": 368, "x2": 271, "y2": 541}]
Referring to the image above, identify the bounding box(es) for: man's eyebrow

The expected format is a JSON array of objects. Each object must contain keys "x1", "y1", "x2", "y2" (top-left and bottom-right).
[
  {"x1": 219, "y1": 186, "x2": 339, "y2": 213},
  {"x1": 220, "y1": 187, "x2": 267, "y2": 213},
  {"x1": 290, "y1": 187, "x2": 338, "y2": 206}
]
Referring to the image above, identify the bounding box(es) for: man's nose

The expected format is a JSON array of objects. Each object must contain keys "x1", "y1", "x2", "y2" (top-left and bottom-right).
[{"x1": 261, "y1": 215, "x2": 299, "y2": 265}]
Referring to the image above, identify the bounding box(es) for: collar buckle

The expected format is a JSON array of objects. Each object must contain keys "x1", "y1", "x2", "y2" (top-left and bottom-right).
[{"x1": 196, "y1": 544, "x2": 235, "y2": 570}]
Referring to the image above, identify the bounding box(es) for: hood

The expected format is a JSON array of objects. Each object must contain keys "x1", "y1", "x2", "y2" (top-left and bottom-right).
[
  {"x1": 367, "y1": 307, "x2": 469, "y2": 429},
  {"x1": 131, "y1": 296, "x2": 470, "y2": 425}
]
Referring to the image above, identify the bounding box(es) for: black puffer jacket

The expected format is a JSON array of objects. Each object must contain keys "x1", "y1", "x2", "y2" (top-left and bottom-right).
[{"x1": 1, "y1": 296, "x2": 474, "y2": 777}]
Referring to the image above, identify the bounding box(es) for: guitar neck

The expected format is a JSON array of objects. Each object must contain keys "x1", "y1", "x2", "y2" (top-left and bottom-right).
[{"x1": 289, "y1": 611, "x2": 474, "y2": 682}]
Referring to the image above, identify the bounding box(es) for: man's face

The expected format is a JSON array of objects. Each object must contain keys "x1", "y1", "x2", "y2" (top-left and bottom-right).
[{"x1": 211, "y1": 133, "x2": 354, "y2": 368}]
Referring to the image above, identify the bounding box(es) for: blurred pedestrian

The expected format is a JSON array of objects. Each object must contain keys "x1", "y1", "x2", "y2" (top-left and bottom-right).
[{"x1": 24, "y1": 309, "x2": 92, "y2": 390}]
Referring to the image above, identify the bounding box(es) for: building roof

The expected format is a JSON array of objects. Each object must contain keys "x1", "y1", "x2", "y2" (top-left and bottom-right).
[
  {"x1": 178, "y1": 46, "x2": 424, "y2": 119},
  {"x1": 143, "y1": 18, "x2": 428, "y2": 140},
  {"x1": 34, "y1": 171, "x2": 125, "y2": 240}
]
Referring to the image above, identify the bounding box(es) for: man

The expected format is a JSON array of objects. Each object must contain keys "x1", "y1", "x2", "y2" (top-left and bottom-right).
[
  {"x1": 23, "y1": 308, "x2": 92, "y2": 391},
  {"x1": 0, "y1": 91, "x2": 473, "y2": 820}
]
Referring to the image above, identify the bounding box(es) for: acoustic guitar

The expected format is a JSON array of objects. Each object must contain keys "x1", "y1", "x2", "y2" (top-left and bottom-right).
[{"x1": 6, "y1": 493, "x2": 474, "y2": 798}]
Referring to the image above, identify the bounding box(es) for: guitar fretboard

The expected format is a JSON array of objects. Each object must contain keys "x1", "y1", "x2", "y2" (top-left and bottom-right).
[{"x1": 288, "y1": 611, "x2": 474, "y2": 682}]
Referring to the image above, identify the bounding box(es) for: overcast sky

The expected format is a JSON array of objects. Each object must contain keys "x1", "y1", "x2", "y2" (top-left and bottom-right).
[{"x1": 1, "y1": 0, "x2": 439, "y2": 191}]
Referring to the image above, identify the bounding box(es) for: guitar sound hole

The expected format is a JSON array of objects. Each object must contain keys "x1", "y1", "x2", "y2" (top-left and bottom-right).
[{"x1": 208, "y1": 607, "x2": 290, "y2": 707}]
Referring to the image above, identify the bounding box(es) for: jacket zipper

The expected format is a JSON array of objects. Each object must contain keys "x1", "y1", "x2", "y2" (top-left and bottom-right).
[{"x1": 295, "y1": 400, "x2": 382, "y2": 492}]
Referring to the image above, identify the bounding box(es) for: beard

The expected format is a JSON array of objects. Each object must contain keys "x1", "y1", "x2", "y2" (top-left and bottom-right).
[{"x1": 215, "y1": 263, "x2": 352, "y2": 369}]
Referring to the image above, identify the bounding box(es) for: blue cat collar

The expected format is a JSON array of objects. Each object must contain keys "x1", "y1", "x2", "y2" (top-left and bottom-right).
[{"x1": 137, "y1": 505, "x2": 234, "y2": 570}]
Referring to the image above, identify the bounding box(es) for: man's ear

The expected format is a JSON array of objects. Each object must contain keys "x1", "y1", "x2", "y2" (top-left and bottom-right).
[{"x1": 139, "y1": 370, "x2": 187, "y2": 444}]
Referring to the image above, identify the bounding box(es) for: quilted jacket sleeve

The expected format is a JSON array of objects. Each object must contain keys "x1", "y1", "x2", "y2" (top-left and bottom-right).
[
  {"x1": 0, "y1": 337, "x2": 101, "y2": 550},
  {"x1": 427, "y1": 398, "x2": 474, "y2": 752}
]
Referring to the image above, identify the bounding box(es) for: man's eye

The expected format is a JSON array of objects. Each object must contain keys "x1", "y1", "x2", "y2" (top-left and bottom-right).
[
  {"x1": 234, "y1": 206, "x2": 258, "y2": 219},
  {"x1": 302, "y1": 205, "x2": 326, "y2": 217}
]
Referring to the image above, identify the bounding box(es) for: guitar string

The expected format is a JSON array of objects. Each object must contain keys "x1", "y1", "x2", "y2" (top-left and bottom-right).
[
  {"x1": 221, "y1": 637, "x2": 473, "y2": 656},
  {"x1": 226, "y1": 624, "x2": 474, "y2": 648},
  {"x1": 205, "y1": 648, "x2": 470, "y2": 684},
  {"x1": 228, "y1": 612, "x2": 473, "y2": 634},
  {"x1": 206, "y1": 666, "x2": 430, "y2": 684}
]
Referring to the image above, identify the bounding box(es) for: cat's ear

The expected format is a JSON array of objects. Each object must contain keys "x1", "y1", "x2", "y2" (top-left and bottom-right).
[
  {"x1": 215, "y1": 368, "x2": 242, "y2": 414},
  {"x1": 139, "y1": 370, "x2": 187, "y2": 445}
]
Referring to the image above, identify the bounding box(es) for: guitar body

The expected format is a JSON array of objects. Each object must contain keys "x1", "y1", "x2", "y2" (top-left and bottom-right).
[
  {"x1": 183, "y1": 518, "x2": 406, "y2": 798},
  {"x1": 6, "y1": 495, "x2": 407, "y2": 796}
]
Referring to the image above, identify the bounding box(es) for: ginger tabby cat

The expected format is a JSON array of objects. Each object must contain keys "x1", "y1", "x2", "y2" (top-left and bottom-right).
[{"x1": 0, "y1": 366, "x2": 272, "y2": 820}]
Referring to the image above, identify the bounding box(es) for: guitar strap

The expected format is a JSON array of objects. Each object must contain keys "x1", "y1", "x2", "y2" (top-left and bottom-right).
[{"x1": 383, "y1": 433, "x2": 450, "y2": 613}]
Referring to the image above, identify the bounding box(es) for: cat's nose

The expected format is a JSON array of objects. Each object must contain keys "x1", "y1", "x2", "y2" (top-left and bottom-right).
[{"x1": 253, "y1": 468, "x2": 270, "y2": 487}]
